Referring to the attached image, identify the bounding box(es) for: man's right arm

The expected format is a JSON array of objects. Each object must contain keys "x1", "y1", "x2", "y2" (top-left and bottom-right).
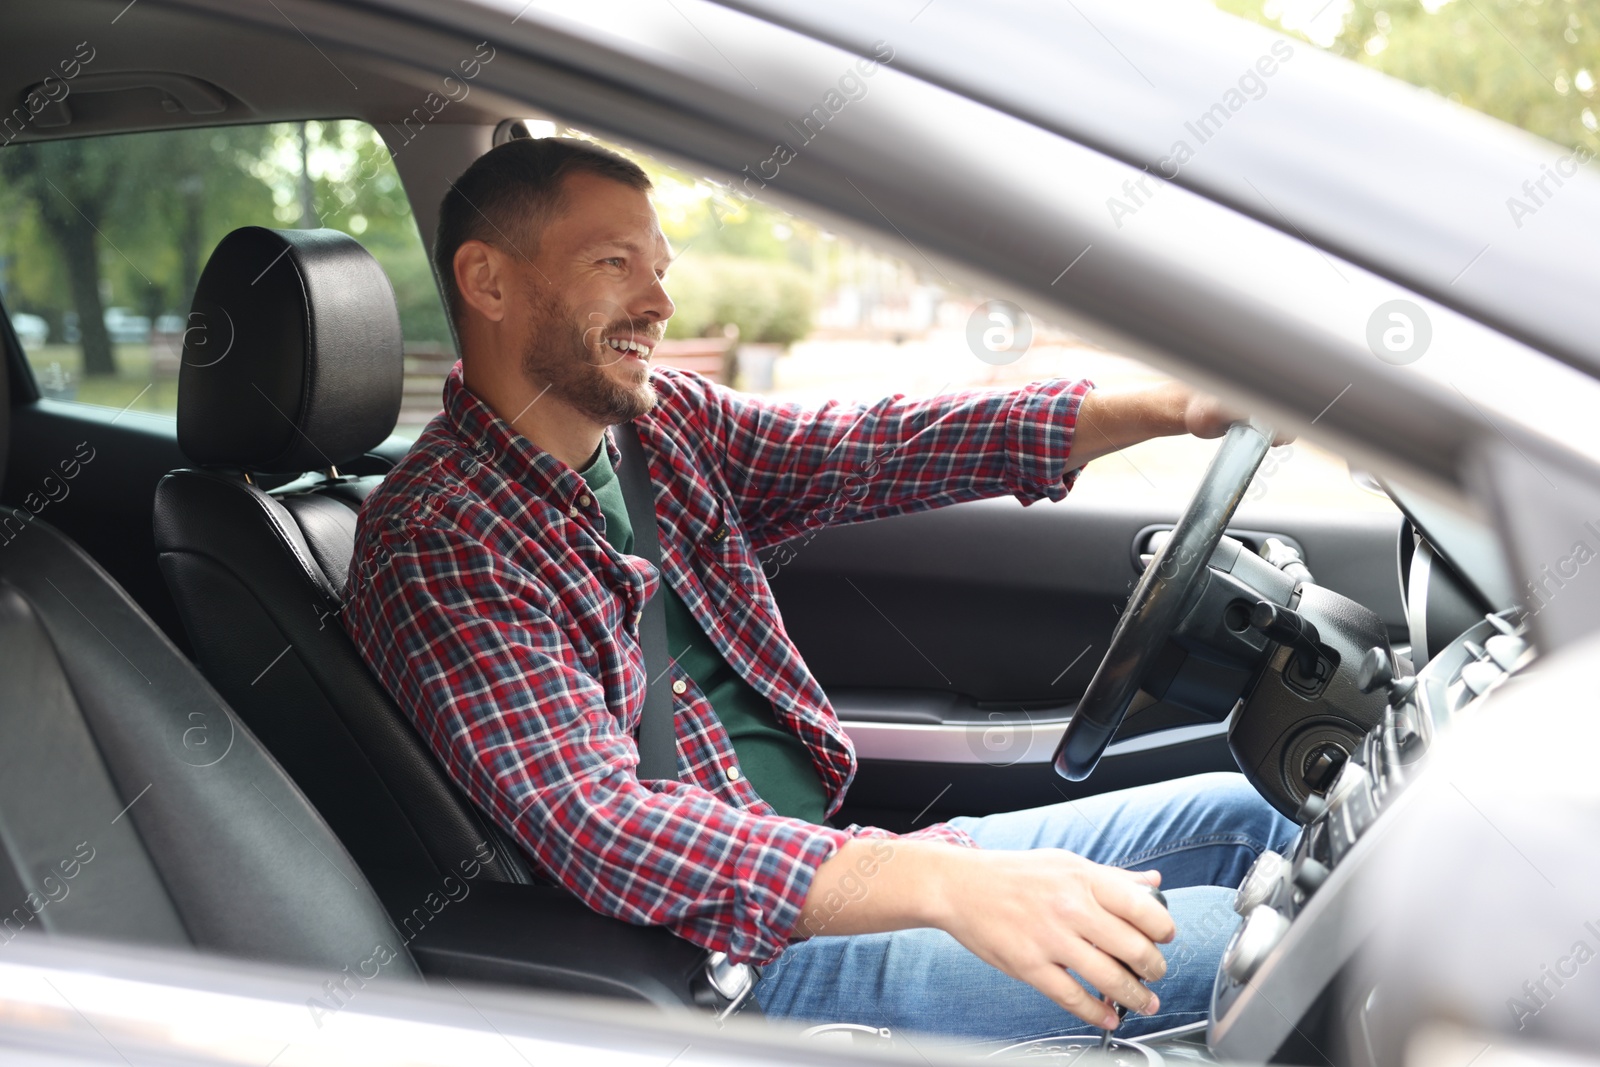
[
  {"x1": 347, "y1": 518, "x2": 1174, "y2": 1023},
  {"x1": 796, "y1": 839, "x2": 1176, "y2": 1031}
]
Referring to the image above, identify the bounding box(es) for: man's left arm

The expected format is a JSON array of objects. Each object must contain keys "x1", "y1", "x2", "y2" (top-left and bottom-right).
[{"x1": 661, "y1": 370, "x2": 1227, "y2": 551}]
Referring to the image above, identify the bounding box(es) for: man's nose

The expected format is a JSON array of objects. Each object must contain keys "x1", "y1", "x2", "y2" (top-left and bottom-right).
[{"x1": 636, "y1": 276, "x2": 674, "y2": 326}]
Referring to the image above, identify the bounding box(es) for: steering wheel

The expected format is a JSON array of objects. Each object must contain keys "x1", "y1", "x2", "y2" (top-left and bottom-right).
[{"x1": 1054, "y1": 420, "x2": 1274, "y2": 781}]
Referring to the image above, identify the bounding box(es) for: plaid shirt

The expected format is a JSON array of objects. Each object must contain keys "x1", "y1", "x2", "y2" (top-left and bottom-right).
[{"x1": 344, "y1": 363, "x2": 1092, "y2": 963}]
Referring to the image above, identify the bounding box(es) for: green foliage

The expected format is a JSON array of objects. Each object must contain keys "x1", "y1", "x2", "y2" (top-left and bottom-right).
[
  {"x1": 662, "y1": 254, "x2": 815, "y2": 346},
  {"x1": 1, "y1": 125, "x2": 279, "y2": 321},
  {"x1": 630, "y1": 153, "x2": 818, "y2": 269},
  {"x1": 0, "y1": 118, "x2": 452, "y2": 393},
  {"x1": 1216, "y1": 0, "x2": 1599, "y2": 154},
  {"x1": 247, "y1": 121, "x2": 455, "y2": 349}
]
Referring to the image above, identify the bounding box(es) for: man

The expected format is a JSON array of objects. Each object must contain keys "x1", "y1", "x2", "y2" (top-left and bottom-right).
[{"x1": 344, "y1": 137, "x2": 1297, "y2": 1049}]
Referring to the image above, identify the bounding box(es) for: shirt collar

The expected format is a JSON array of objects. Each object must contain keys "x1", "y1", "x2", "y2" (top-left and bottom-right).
[{"x1": 442, "y1": 360, "x2": 624, "y2": 501}]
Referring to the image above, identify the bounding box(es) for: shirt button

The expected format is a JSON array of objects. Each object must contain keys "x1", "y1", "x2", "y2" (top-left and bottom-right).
[
  {"x1": 567, "y1": 506, "x2": 578, "y2": 518},
  {"x1": 726, "y1": 764, "x2": 742, "y2": 782},
  {"x1": 671, "y1": 679, "x2": 687, "y2": 695},
  {"x1": 579, "y1": 495, "x2": 592, "y2": 507}
]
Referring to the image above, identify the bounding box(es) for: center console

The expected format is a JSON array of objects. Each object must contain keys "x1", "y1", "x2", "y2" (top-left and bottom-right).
[{"x1": 1204, "y1": 609, "x2": 1530, "y2": 1063}]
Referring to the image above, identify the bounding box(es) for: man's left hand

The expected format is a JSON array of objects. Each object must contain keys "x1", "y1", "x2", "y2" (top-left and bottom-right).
[{"x1": 1070, "y1": 381, "x2": 1292, "y2": 470}]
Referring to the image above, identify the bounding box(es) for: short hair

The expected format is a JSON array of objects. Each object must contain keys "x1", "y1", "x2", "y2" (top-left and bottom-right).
[{"x1": 432, "y1": 136, "x2": 652, "y2": 324}]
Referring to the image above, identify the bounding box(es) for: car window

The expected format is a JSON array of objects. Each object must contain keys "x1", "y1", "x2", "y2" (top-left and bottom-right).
[
  {"x1": 546, "y1": 124, "x2": 1393, "y2": 513},
  {"x1": 0, "y1": 120, "x2": 454, "y2": 421}
]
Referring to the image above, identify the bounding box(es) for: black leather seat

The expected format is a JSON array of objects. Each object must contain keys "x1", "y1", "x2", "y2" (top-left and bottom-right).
[
  {"x1": 151, "y1": 227, "x2": 734, "y2": 1010},
  {"x1": 0, "y1": 319, "x2": 416, "y2": 980},
  {"x1": 153, "y1": 226, "x2": 535, "y2": 913}
]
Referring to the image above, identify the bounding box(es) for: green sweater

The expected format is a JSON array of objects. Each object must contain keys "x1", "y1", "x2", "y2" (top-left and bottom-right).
[{"x1": 580, "y1": 442, "x2": 829, "y2": 823}]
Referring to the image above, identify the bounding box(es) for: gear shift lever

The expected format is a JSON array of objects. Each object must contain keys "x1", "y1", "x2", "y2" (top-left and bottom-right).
[{"x1": 1100, "y1": 884, "x2": 1168, "y2": 1053}]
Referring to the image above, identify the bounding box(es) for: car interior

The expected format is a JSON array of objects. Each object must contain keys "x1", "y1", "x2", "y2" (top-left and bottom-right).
[{"x1": 0, "y1": 0, "x2": 1583, "y2": 1063}]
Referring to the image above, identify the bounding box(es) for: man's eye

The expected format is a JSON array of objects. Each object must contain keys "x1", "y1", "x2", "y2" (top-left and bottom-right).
[{"x1": 601, "y1": 257, "x2": 624, "y2": 267}]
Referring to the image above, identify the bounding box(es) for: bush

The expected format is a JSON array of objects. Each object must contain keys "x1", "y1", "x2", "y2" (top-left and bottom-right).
[{"x1": 663, "y1": 255, "x2": 814, "y2": 346}]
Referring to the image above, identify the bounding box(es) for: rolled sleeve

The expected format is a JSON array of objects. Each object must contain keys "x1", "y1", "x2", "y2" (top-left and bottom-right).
[
  {"x1": 1003, "y1": 377, "x2": 1095, "y2": 505},
  {"x1": 844, "y1": 821, "x2": 980, "y2": 850},
  {"x1": 725, "y1": 820, "x2": 851, "y2": 961}
]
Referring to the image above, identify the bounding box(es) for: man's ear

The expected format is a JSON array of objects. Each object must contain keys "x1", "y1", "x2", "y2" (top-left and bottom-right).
[{"x1": 454, "y1": 239, "x2": 511, "y2": 324}]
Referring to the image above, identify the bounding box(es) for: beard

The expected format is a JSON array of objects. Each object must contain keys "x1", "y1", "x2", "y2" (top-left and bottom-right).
[{"x1": 519, "y1": 285, "x2": 657, "y2": 425}]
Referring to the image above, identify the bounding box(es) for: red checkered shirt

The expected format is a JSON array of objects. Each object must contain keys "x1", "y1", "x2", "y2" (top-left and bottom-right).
[{"x1": 344, "y1": 363, "x2": 1093, "y2": 963}]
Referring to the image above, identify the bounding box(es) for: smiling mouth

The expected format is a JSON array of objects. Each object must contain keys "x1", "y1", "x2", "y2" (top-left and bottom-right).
[{"x1": 603, "y1": 336, "x2": 654, "y2": 361}]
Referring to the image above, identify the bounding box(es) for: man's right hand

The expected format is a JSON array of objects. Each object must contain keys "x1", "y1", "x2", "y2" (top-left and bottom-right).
[
  {"x1": 935, "y1": 847, "x2": 1173, "y2": 1029},
  {"x1": 794, "y1": 839, "x2": 1176, "y2": 1031}
]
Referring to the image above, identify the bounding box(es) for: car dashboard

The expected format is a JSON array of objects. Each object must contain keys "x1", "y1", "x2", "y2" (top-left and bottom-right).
[{"x1": 1204, "y1": 596, "x2": 1531, "y2": 1064}]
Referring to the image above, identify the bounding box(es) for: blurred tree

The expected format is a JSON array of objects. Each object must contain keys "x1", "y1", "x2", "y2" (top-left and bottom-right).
[
  {"x1": 0, "y1": 139, "x2": 121, "y2": 375},
  {"x1": 0, "y1": 186, "x2": 68, "y2": 332},
  {"x1": 111, "y1": 124, "x2": 276, "y2": 320},
  {"x1": 279, "y1": 120, "x2": 455, "y2": 350},
  {"x1": 1217, "y1": 0, "x2": 1599, "y2": 155},
  {"x1": 0, "y1": 119, "x2": 453, "y2": 382},
  {"x1": 0, "y1": 125, "x2": 279, "y2": 374}
]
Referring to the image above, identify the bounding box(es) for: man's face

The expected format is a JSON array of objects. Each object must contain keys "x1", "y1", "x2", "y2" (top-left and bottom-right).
[{"x1": 513, "y1": 170, "x2": 675, "y2": 426}]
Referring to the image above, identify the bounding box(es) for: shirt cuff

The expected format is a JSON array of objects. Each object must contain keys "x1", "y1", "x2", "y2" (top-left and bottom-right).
[
  {"x1": 726, "y1": 820, "x2": 853, "y2": 964},
  {"x1": 906, "y1": 821, "x2": 980, "y2": 849},
  {"x1": 1003, "y1": 378, "x2": 1095, "y2": 505},
  {"x1": 741, "y1": 820, "x2": 981, "y2": 960},
  {"x1": 844, "y1": 821, "x2": 980, "y2": 849}
]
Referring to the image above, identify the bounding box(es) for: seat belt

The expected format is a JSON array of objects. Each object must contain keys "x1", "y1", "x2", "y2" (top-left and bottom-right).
[{"x1": 615, "y1": 422, "x2": 678, "y2": 782}]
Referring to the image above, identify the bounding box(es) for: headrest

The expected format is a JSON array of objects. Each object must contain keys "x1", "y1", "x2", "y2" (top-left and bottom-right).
[{"x1": 178, "y1": 227, "x2": 403, "y2": 473}]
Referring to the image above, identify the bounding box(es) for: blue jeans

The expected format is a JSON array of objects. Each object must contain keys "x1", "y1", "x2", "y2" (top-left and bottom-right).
[{"x1": 754, "y1": 772, "x2": 1299, "y2": 1051}]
